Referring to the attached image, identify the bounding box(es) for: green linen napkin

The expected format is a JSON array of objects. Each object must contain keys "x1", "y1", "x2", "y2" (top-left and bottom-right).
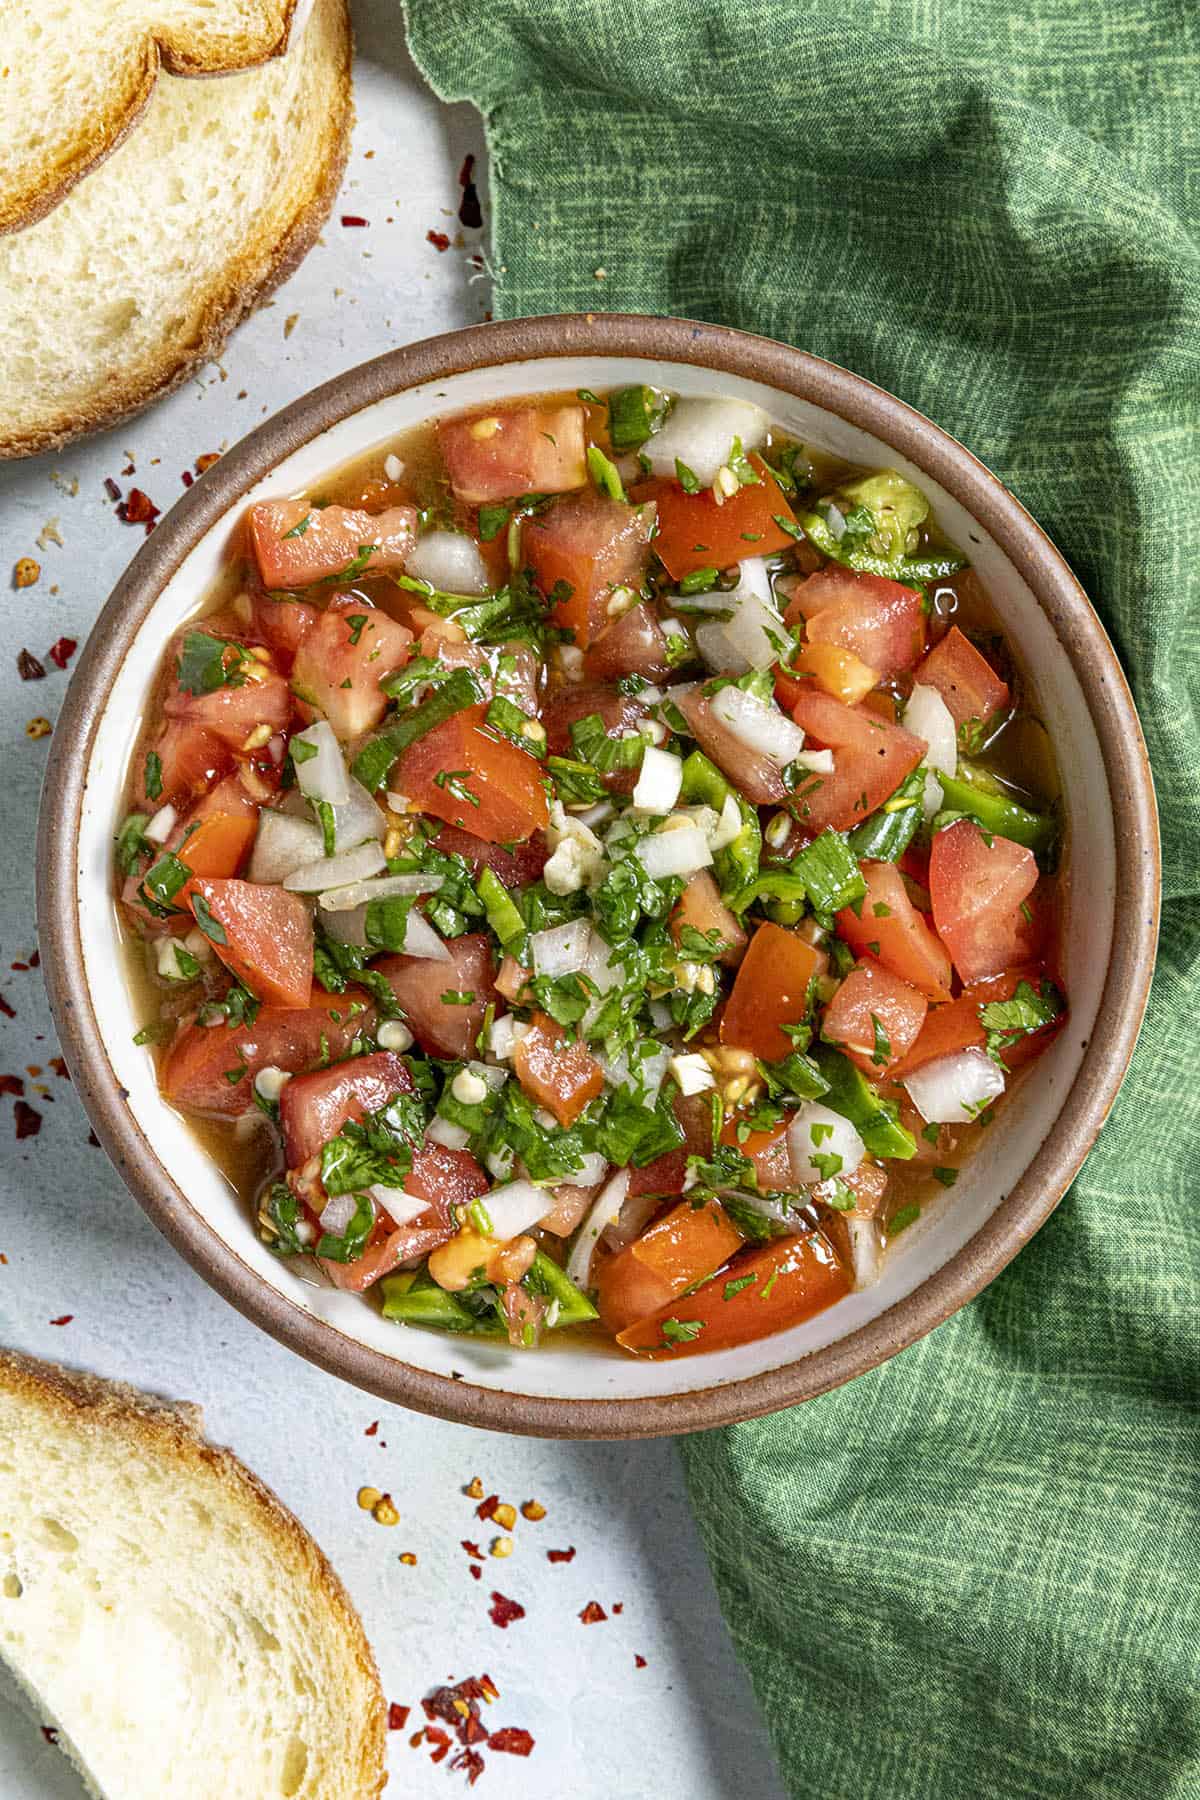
[{"x1": 406, "y1": 4, "x2": 1200, "y2": 1793}]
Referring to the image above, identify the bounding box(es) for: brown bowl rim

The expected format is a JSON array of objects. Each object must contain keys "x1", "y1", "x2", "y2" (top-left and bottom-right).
[{"x1": 36, "y1": 312, "x2": 1160, "y2": 1438}]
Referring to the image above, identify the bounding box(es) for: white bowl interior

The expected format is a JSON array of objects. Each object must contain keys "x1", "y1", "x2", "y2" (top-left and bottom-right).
[{"x1": 77, "y1": 354, "x2": 1112, "y2": 1403}]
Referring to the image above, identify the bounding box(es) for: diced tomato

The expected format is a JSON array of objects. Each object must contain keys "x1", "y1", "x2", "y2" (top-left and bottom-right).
[
  {"x1": 820, "y1": 1160, "x2": 888, "y2": 1216},
  {"x1": 164, "y1": 659, "x2": 293, "y2": 753},
  {"x1": 915, "y1": 625, "x2": 1009, "y2": 731},
  {"x1": 376, "y1": 933, "x2": 495, "y2": 1060},
  {"x1": 174, "y1": 811, "x2": 257, "y2": 879},
  {"x1": 523, "y1": 494, "x2": 654, "y2": 649},
  {"x1": 674, "y1": 684, "x2": 788, "y2": 805},
  {"x1": 787, "y1": 690, "x2": 926, "y2": 834},
  {"x1": 821, "y1": 958, "x2": 928, "y2": 1075},
  {"x1": 775, "y1": 643, "x2": 879, "y2": 710},
  {"x1": 320, "y1": 1143, "x2": 488, "y2": 1293},
  {"x1": 929, "y1": 820, "x2": 1039, "y2": 985},
  {"x1": 161, "y1": 990, "x2": 372, "y2": 1116},
  {"x1": 860, "y1": 690, "x2": 899, "y2": 724},
  {"x1": 290, "y1": 595, "x2": 413, "y2": 740},
  {"x1": 514, "y1": 1013, "x2": 604, "y2": 1127},
  {"x1": 596, "y1": 1199, "x2": 745, "y2": 1335},
  {"x1": 542, "y1": 681, "x2": 646, "y2": 792},
  {"x1": 781, "y1": 567, "x2": 924, "y2": 676},
  {"x1": 438, "y1": 406, "x2": 587, "y2": 505},
  {"x1": 248, "y1": 498, "x2": 417, "y2": 589},
  {"x1": 584, "y1": 602, "x2": 672, "y2": 681},
  {"x1": 836, "y1": 861, "x2": 953, "y2": 1002},
  {"x1": 719, "y1": 1117, "x2": 793, "y2": 1191},
  {"x1": 181, "y1": 877, "x2": 313, "y2": 1009},
  {"x1": 137, "y1": 718, "x2": 230, "y2": 809},
  {"x1": 626, "y1": 1149, "x2": 688, "y2": 1198},
  {"x1": 721, "y1": 922, "x2": 822, "y2": 1061},
  {"x1": 280, "y1": 1051, "x2": 414, "y2": 1168},
  {"x1": 393, "y1": 705, "x2": 549, "y2": 842},
  {"x1": 890, "y1": 963, "x2": 1062, "y2": 1078},
  {"x1": 673, "y1": 871, "x2": 747, "y2": 967},
  {"x1": 245, "y1": 587, "x2": 320, "y2": 663},
  {"x1": 635, "y1": 458, "x2": 798, "y2": 580},
  {"x1": 617, "y1": 1230, "x2": 849, "y2": 1356},
  {"x1": 431, "y1": 824, "x2": 549, "y2": 887},
  {"x1": 673, "y1": 1088, "x2": 718, "y2": 1157}
]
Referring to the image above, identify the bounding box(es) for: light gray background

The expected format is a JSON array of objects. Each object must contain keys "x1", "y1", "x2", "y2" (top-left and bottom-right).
[{"x1": 0, "y1": 11, "x2": 788, "y2": 1796}]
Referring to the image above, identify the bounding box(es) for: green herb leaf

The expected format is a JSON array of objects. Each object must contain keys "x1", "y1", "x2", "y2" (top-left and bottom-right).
[
  {"x1": 143, "y1": 751, "x2": 163, "y2": 802},
  {"x1": 115, "y1": 813, "x2": 152, "y2": 876},
  {"x1": 190, "y1": 892, "x2": 228, "y2": 945}
]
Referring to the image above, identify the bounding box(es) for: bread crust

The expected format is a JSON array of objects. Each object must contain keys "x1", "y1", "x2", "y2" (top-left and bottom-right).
[
  {"x1": 0, "y1": 1346, "x2": 388, "y2": 1798},
  {"x1": 0, "y1": 2, "x2": 308, "y2": 236},
  {"x1": 0, "y1": 0, "x2": 352, "y2": 460}
]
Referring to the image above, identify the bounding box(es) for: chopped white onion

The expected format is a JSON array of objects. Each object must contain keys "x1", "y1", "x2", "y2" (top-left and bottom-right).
[
  {"x1": 318, "y1": 873, "x2": 442, "y2": 912},
  {"x1": 825, "y1": 501, "x2": 847, "y2": 540},
  {"x1": 787, "y1": 1103, "x2": 866, "y2": 1187},
  {"x1": 292, "y1": 720, "x2": 350, "y2": 805},
  {"x1": 144, "y1": 803, "x2": 177, "y2": 845},
  {"x1": 384, "y1": 453, "x2": 404, "y2": 483},
  {"x1": 922, "y1": 769, "x2": 945, "y2": 819},
  {"x1": 597, "y1": 1041, "x2": 669, "y2": 1103},
  {"x1": 670, "y1": 1052, "x2": 715, "y2": 1096},
  {"x1": 483, "y1": 1178, "x2": 554, "y2": 1242},
  {"x1": 573, "y1": 1151, "x2": 611, "y2": 1188},
  {"x1": 566, "y1": 1168, "x2": 631, "y2": 1289},
  {"x1": 405, "y1": 529, "x2": 491, "y2": 596},
  {"x1": 793, "y1": 747, "x2": 835, "y2": 774},
  {"x1": 463, "y1": 1059, "x2": 508, "y2": 1095},
  {"x1": 399, "y1": 911, "x2": 452, "y2": 962},
  {"x1": 842, "y1": 1215, "x2": 884, "y2": 1290},
  {"x1": 249, "y1": 810, "x2": 325, "y2": 884},
  {"x1": 320, "y1": 902, "x2": 368, "y2": 948},
  {"x1": 708, "y1": 792, "x2": 744, "y2": 852},
  {"x1": 710, "y1": 685, "x2": 807, "y2": 766},
  {"x1": 648, "y1": 997, "x2": 673, "y2": 1030},
  {"x1": 488, "y1": 1014, "x2": 529, "y2": 1061},
  {"x1": 902, "y1": 683, "x2": 956, "y2": 776},
  {"x1": 902, "y1": 1048, "x2": 1005, "y2": 1125},
  {"x1": 385, "y1": 790, "x2": 412, "y2": 815},
  {"x1": 642, "y1": 397, "x2": 769, "y2": 488},
  {"x1": 530, "y1": 918, "x2": 592, "y2": 978},
  {"x1": 318, "y1": 1193, "x2": 358, "y2": 1237},
  {"x1": 574, "y1": 800, "x2": 615, "y2": 831},
  {"x1": 370, "y1": 1184, "x2": 429, "y2": 1227},
  {"x1": 634, "y1": 823, "x2": 713, "y2": 880},
  {"x1": 694, "y1": 559, "x2": 785, "y2": 673},
  {"x1": 331, "y1": 778, "x2": 388, "y2": 851},
  {"x1": 425, "y1": 1116, "x2": 472, "y2": 1151},
  {"x1": 283, "y1": 840, "x2": 387, "y2": 894},
  {"x1": 631, "y1": 745, "x2": 683, "y2": 814}
]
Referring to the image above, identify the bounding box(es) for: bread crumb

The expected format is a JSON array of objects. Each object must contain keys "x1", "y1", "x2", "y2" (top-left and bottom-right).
[{"x1": 35, "y1": 519, "x2": 62, "y2": 550}]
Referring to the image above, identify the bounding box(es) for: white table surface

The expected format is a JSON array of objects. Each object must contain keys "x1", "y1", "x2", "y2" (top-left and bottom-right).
[{"x1": 0, "y1": 9, "x2": 787, "y2": 1796}]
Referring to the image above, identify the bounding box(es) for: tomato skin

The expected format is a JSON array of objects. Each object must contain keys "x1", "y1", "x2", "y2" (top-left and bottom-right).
[
  {"x1": 376, "y1": 933, "x2": 495, "y2": 1061},
  {"x1": 929, "y1": 820, "x2": 1039, "y2": 985},
  {"x1": 320, "y1": 1143, "x2": 489, "y2": 1293},
  {"x1": 890, "y1": 963, "x2": 1061, "y2": 1078},
  {"x1": 821, "y1": 958, "x2": 928, "y2": 1075},
  {"x1": 291, "y1": 594, "x2": 413, "y2": 741},
  {"x1": 161, "y1": 990, "x2": 372, "y2": 1117},
  {"x1": 597, "y1": 1199, "x2": 745, "y2": 1336},
  {"x1": 777, "y1": 642, "x2": 879, "y2": 709},
  {"x1": 164, "y1": 660, "x2": 293, "y2": 752},
  {"x1": 431, "y1": 823, "x2": 549, "y2": 887},
  {"x1": 782, "y1": 567, "x2": 925, "y2": 676},
  {"x1": 394, "y1": 706, "x2": 549, "y2": 842},
  {"x1": 673, "y1": 870, "x2": 747, "y2": 968},
  {"x1": 438, "y1": 406, "x2": 587, "y2": 504},
  {"x1": 617, "y1": 1230, "x2": 849, "y2": 1356},
  {"x1": 634, "y1": 458, "x2": 798, "y2": 579},
  {"x1": 721, "y1": 922, "x2": 823, "y2": 1062},
  {"x1": 248, "y1": 498, "x2": 417, "y2": 589},
  {"x1": 514, "y1": 1013, "x2": 604, "y2": 1127},
  {"x1": 674, "y1": 684, "x2": 789, "y2": 805},
  {"x1": 836, "y1": 861, "x2": 953, "y2": 1002},
  {"x1": 787, "y1": 689, "x2": 927, "y2": 835},
  {"x1": 523, "y1": 493, "x2": 654, "y2": 648},
  {"x1": 136, "y1": 718, "x2": 230, "y2": 809},
  {"x1": 181, "y1": 877, "x2": 313, "y2": 1010},
  {"x1": 280, "y1": 1050, "x2": 414, "y2": 1168},
  {"x1": 584, "y1": 602, "x2": 673, "y2": 682},
  {"x1": 915, "y1": 625, "x2": 1009, "y2": 731}
]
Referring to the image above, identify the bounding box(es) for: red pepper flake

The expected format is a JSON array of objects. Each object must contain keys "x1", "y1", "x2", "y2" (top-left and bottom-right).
[
  {"x1": 387, "y1": 1703, "x2": 410, "y2": 1731},
  {"x1": 409, "y1": 1730, "x2": 424, "y2": 1748},
  {"x1": 475, "y1": 1493, "x2": 500, "y2": 1522},
  {"x1": 47, "y1": 637, "x2": 76, "y2": 671},
  {"x1": 25, "y1": 1065, "x2": 41, "y2": 1077},
  {"x1": 635, "y1": 1654, "x2": 647, "y2": 1669},
  {"x1": 613, "y1": 1602, "x2": 624, "y2": 1615},
  {"x1": 488, "y1": 1591, "x2": 525, "y2": 1629},
  {"x1": 458, "y1": 153, "x2": 475, "y2": 187},
  {"x1": 50, "y1": 1315, "x2": 73, "y2": 1327},
  {"x1": 18, "y1": 649, "x2": 46, "y2": 681},
  {"x1": 489, "y1": 1727, "x2": 534, "y2": 1757},
  {"x1": 364, "y1": 1419, "x2": 379, "y2": 1436},
  {"x1": 341, "y1": 214, "x2": 369, "y2": 227},
  {"x1": 195, "y1": 453, "x2": 220, "y2": 474},
  {"x1": 0, "y1": 995, "x2": 14, "y2": 1019},
  {"x1": 547, "y1": 1546, "x2": 576, "y2": 1564},
  {"x1": 87, "y1": 1129, "x2": 100, "y2": 1147},
  {"x1": 103, "y1": 477, "x2": 121, "y2": 502},
  {"x1": 41, "y1": 1727, "x2": 59, "y2": 1745},
  {"x1": 468, "y1": 1564, "x2": 481, "y2": 1580},
  {"x1": 30, "y1": 950, "x2": 40, "y2": 969},
  {"x1": 457, "y1": 152, "x2": 483, "y2": 230},
  {"x1": 461, "y1": 1538, "x2": 484, "y2": 1560},
  {"x1": 50, "y1": 1057, "x2": 68, "y2": 1079},
  {"x1": 0, "y1": 1254, "x2": 8, "y2": 1266},
  {"x1": 579, "y1": 1601, "x2": 607, "y2": 1624},
  {"x1": 425, "y1": 1725, "x2": 451, "y2": 1764},
  {"x1": 181, "y1": 469, "x2": 194, "y2": 488},
  {"x1": 451, "y1": 1748, "x2": 486, "y2": 1785},
  {"x1": 0, "y1": 1076, "x2": 24, "y2": 1097},
  {"x1": 15, "y1": 1100, "x2": 42, "y2": 1139},
  {"x1": 426, "y1": 229, "x2": 451, "y2": 252},
  {"x1": 118, "y1": 488, "x2": 159, "y2": 526}
]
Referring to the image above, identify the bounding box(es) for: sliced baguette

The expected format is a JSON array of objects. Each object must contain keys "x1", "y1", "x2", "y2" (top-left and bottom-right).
[
  {"x1": 0, "y1": 1349, "x2": 386, "y2": 1800},
  {"x1": 0, "y1": 0, "x2": 351, "y2": 459},
  {"x1": 0, "y1": 1, "x2": 313, "y2": 233}
]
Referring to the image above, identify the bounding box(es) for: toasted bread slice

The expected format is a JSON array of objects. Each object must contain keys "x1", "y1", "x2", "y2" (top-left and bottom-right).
[
  {"x1": 0, "y1": 0, "x2": 350, "y2": 459},
  {"x1": 0, "y1": 1349, "x2": 386, "y2": 1800},
  {"x1": 0, "y1": 1, "x2": 313, "y2": 233}
]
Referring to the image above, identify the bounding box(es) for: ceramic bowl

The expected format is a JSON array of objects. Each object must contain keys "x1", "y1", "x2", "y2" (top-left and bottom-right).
[{"x1": 37, "y1": 314, "x2": 1159, "y2": 1437}]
